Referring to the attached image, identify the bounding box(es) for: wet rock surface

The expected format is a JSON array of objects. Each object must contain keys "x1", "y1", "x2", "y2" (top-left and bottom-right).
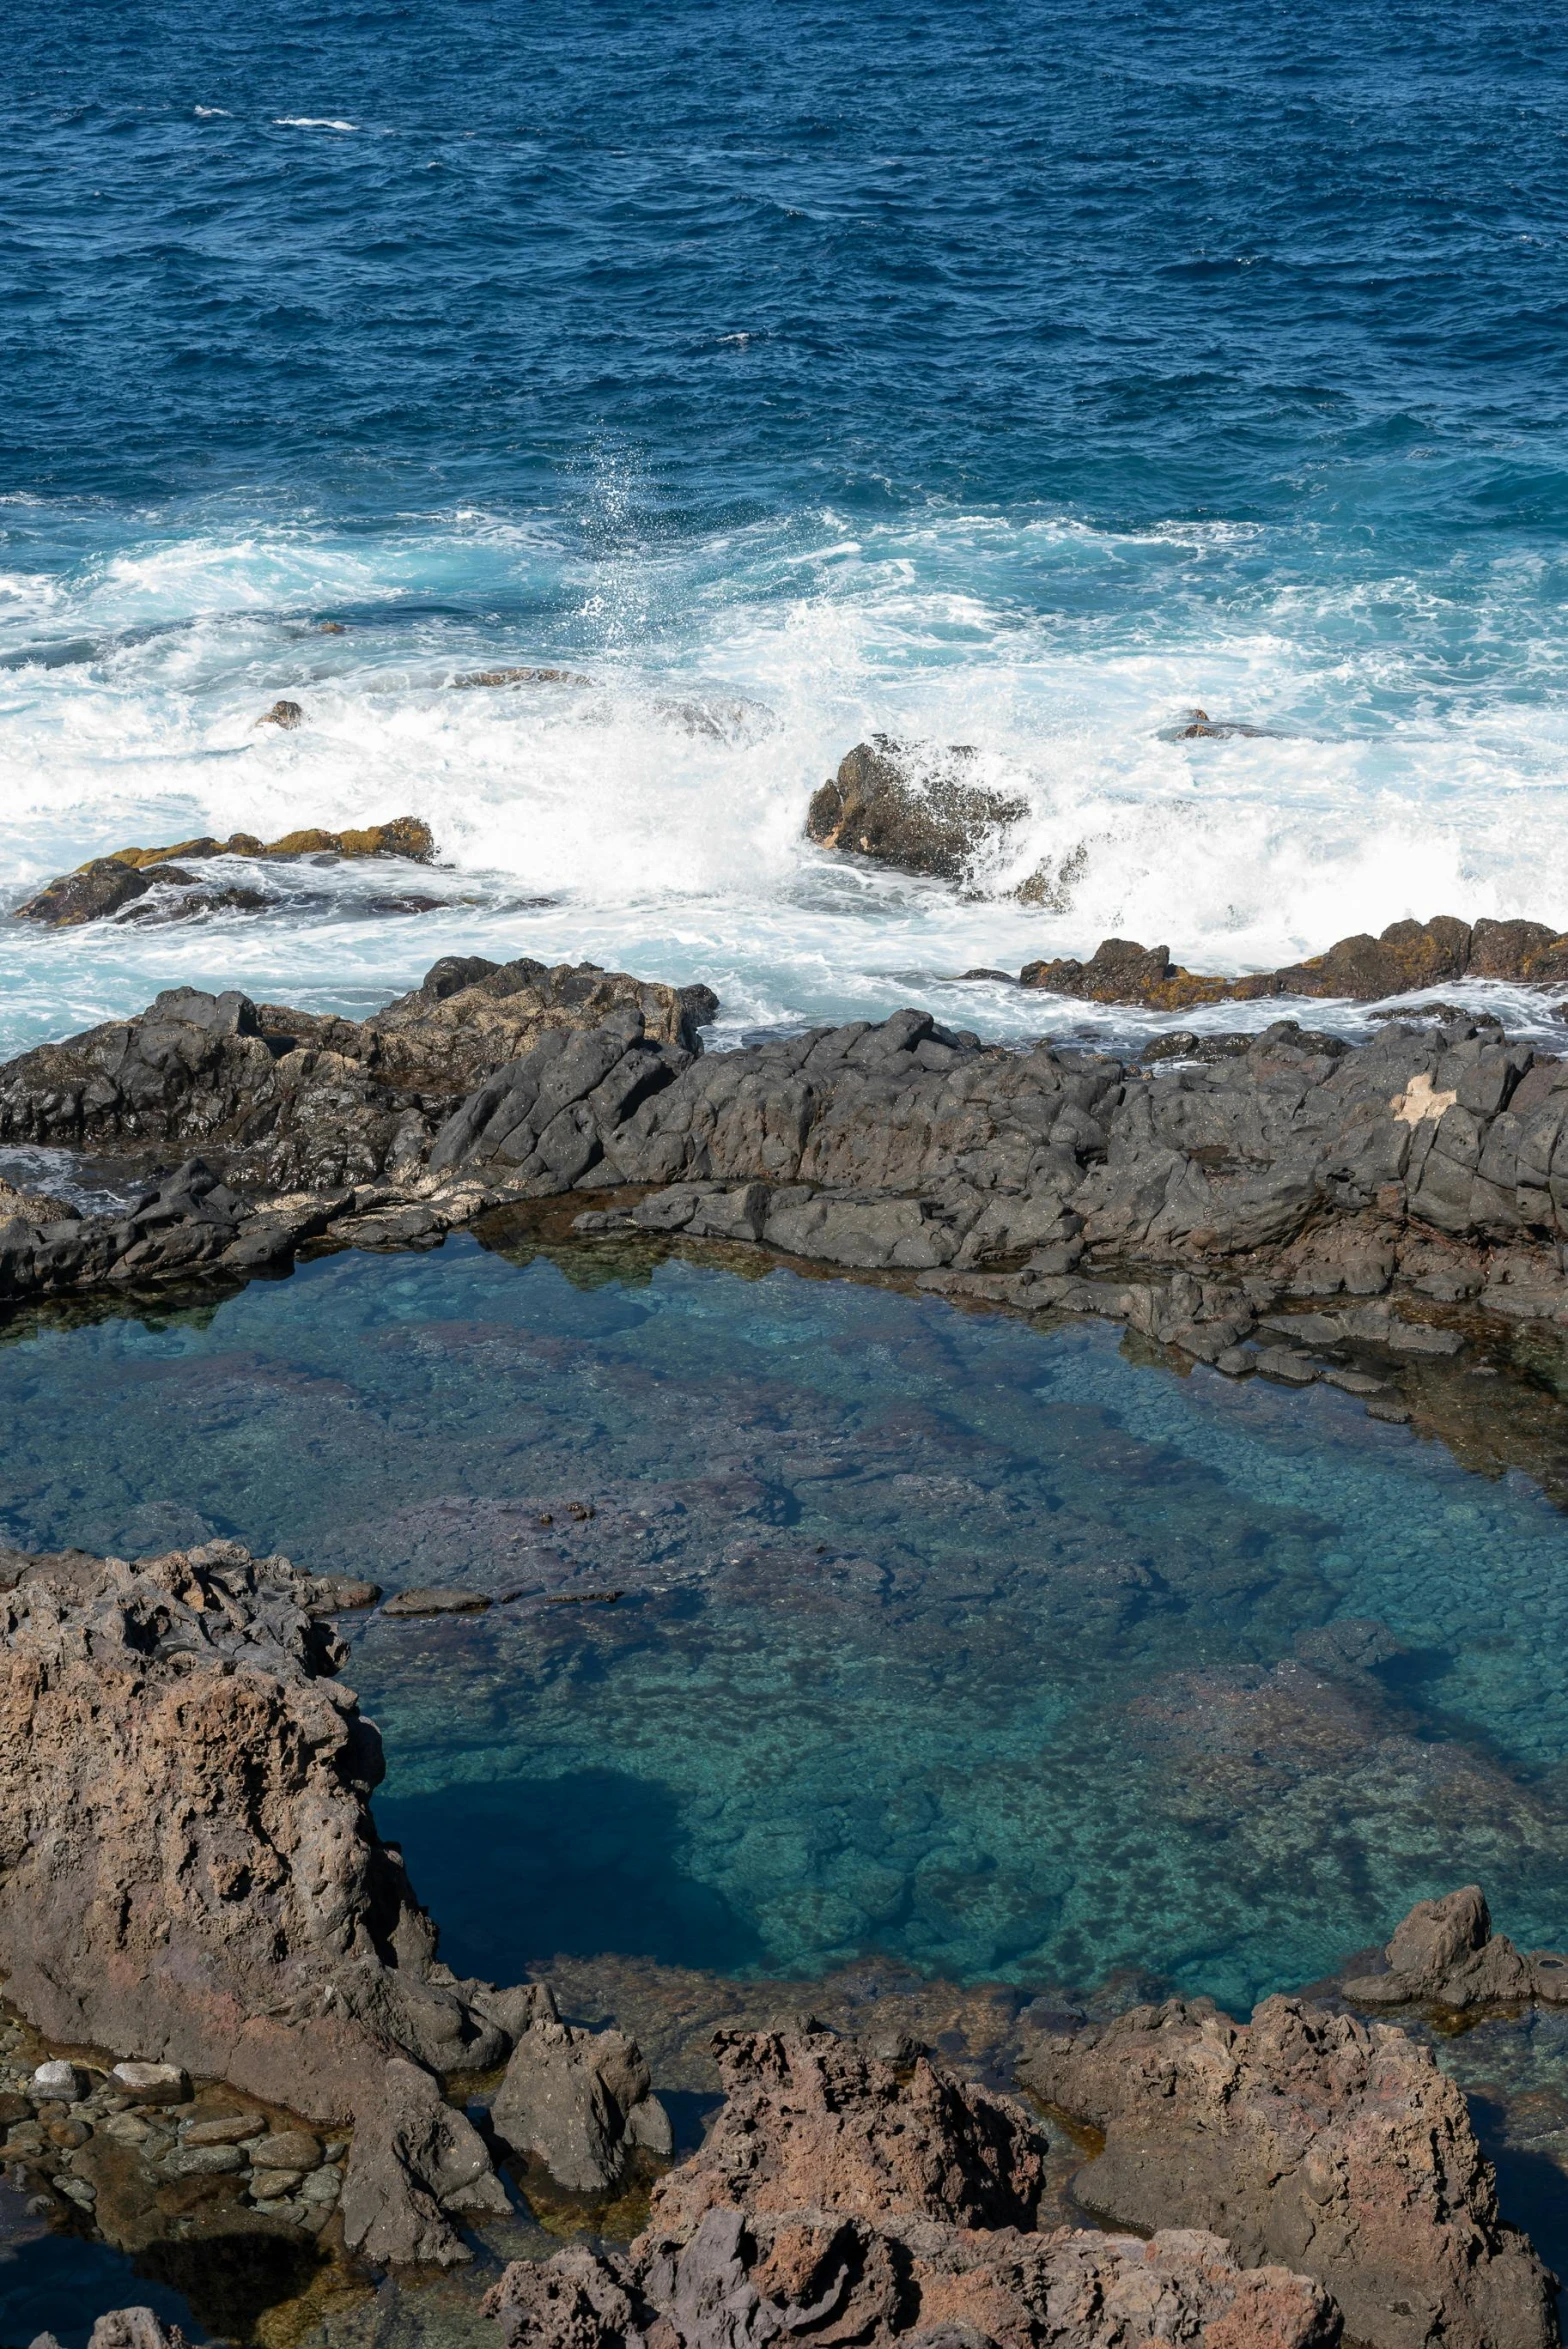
[
  {"x1": 1019, "y1": 1994, "x2": 1556, "y2": 2349},
  {"x1": 806, "y1": 738, "x2": 1029, "y2": 881},
  {"x1": 15, "y1": 819, "x2": 435, "y2": 925},
  {"x1": 1019, "y1": 912, "x2": 1568, "y2": 1007},
  {"x1": 482, "y1": 2026, "x2": 1341, "y2": 2349}
]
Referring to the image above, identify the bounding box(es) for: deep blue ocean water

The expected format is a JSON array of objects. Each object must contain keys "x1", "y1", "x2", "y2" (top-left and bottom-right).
[{"x1": 4, "y1": 0, "x2": 1568, "y2": 1049}]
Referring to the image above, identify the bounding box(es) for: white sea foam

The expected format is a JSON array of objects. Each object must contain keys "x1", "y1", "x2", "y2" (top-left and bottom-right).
[
  {"x1": 273, "y1": 116, "x2": 358, "y2": 131},
  {"x1": 2, "y1": 503, "x2": 1566, "y2": 1058},
  {"x1": 194, "y1": 106, "x2": 232, "y2": 118}
]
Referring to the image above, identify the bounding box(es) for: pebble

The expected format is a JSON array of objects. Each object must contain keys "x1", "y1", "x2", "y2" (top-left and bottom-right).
[
  {"x1": 183, "y1": 2111, "x2": 264, "y2": 2145},
  {"x1": 111, "y1": 2061, "x2": 189, "y2": 2105},
  {"x1": 30, "y1": 2061, "x2": 81, "y2": 2102},
  {"x1": 161, "y1": 2142, "x2": 244, "y2": 2178},
  {"x1": 252, "y1": 2127, "x2": 321, "y2": 2171}
]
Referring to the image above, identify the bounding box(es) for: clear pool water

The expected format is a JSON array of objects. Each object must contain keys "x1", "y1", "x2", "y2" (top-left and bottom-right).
[{"x1": 5, "y1": 1231, "x2": 1568, "y2": 2018}]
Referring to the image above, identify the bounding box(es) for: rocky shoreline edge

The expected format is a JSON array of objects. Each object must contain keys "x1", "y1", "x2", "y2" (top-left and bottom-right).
[
  {"x1": 7, "y1": 952, "x2": 1568, "y2": 1437},
  {"x1": 13, "y1": 1740, "x2": 1568, "y2": 2349}
]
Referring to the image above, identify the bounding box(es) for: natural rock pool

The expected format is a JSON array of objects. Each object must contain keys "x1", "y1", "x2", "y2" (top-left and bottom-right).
[{"x1": 6, "y1": 1226, "x2": 1568, "y2": 2017}]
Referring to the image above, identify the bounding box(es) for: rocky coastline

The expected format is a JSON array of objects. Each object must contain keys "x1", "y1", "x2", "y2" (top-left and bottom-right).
[
  {"x1": 8, "y1": 957, "x2": 1568, "y2": 1410},
  {"x1": 8, "y1": 954, "x2": 1568, "y2": 2341}
]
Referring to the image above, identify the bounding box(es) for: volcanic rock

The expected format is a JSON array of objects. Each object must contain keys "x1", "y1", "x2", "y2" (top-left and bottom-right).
[
  {"x1": 109, "y1": 2062, "x2": 188, "y2": 2105},
  {"x1": 0, "y1": 956, "x2": 715, "y2": 1191},
  {"x1": 380, "y1": 1585, "x2": 493, "y2": 1617},
  {"x1": 340, "y1": 2055, "x2": 509, "y2": 2265},
  {"x1": 1342, "y1": 1885, "x2": 1568, "y2": 2011},
  {"x1": 806, "y1": 738, "x2": 1029, "y2": 882},
  {"x1": 14, "y1": 817, "x2": 436, "y2": 925},
  {"x1": 483, "y1": 2028, "x2": 1341, "y2": 2349},
  {"x1": 489, "y1": 1988, "x2": 673, "y2": 2193},
  {"x1": 0, "y1": 1536, "x2": 550, "y2": 2263},
  {"x1": 1020, "y1": 912, "x2": 1568, "y2": 1006},
  {"x1": 1018, "y1": 1994, "x2": 1556, "y2": 2349}
]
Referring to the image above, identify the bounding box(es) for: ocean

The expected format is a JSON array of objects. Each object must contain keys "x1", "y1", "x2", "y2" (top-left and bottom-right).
[{"x1": 4, "y1": 0, "x2": 1568, "y2": 1057}]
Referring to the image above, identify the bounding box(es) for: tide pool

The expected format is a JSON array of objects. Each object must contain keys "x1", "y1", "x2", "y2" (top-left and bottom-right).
[{"x1": 4, "y1": 1232, "x2": 1567, "y2": 2015}]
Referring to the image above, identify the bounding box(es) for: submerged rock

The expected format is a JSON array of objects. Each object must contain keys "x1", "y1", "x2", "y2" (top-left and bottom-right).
[
  {"x1": 15, "y1": 816, "x2": 436, "y2": 925},
  {"x1": 806, "y1": 738, "x2": 1029, "y2": 882},
  {"x1": 0, "y1": 1536, "x2": 557, "y2": 2263},
  {"x1": 489, "y1": 1982, "x2": 672, "y2": 2193},
  {"x1": 1020, "y1": 912, "x2": 1568, "y2": 1006},
  {"x1": 452, "y1": 665, "x2": 594, "y2": 687},
  {"x1": 1342, "y1": 1884, "x2": 1568, "y2": 2011},
  {"x1": 1159, "y1": 705, "x2": 1292, "y2": 740},
  {"x1": 483, "y1": 2026, "x2": 1341, "y2": 2349},
  {"x1": 1019, "y1": 1994, "x2": 1556, "y2": 2349},
  {"x1": 255, "y1": 699, "x2": 306, "y2": 727}
]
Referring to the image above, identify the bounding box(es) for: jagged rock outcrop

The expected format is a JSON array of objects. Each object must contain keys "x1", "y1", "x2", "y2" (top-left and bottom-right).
[
  {"x1": 1019, "y1": 1995, "x2": 1557, "y2": 2349},
  {"x1": 15, "y1": 988, "x2": 1568, "y2": 1361},
  {"x1": 1342, "y1": 1885, "x2": 1568, "y2": 2011},
  {"x1": 15, "y1": 817, "x2": 435, "y2": 925},
  {"x1": 0, "y1": 1537, "x2": 547, "y2": 2263},
  {"x1": 1020, "y1": 912, "x2": 1568, "y2": 1006},
  {"x1": 31, "y1": 2313, "x2": 187, "y2": 2349},
  {"x1": 483, "y1": 2027, "x2": 1342, "y2": 2349},
  {"x1": 806, "y1": 738, "x2": 1029, "y2": 881},
  {"x1": 0, "y1": 957, "x2": 716, "y2": 1191},
  {"x1": 490, "y1": 1985, "x2": 673, "y2": 2191}
]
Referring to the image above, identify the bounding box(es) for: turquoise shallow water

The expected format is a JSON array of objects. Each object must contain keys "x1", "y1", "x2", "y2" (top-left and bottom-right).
[{"x1": 5, "y1": 1232, "x2": 1568, "y2": 2015}]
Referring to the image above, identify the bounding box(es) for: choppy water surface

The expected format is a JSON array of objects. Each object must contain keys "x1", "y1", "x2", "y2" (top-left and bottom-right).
[
  {"x1": 5, "y1": 0, "x2": 1568, "y2": 1053},
  {"x1": 4, "y1": 1234, "x2": 1568, "y2": 2014}
]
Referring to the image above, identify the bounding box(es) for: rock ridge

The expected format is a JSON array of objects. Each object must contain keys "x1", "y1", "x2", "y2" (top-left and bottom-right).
[
  {"x1": 483, "y1": 2025, "x2": 1342, "y2": 2349},
  {"x1": 1019, "y1": 1993, "x2": 1557, "y2": 2349},
  {"x1": 13, "y1": 984, "x2": 1568, "y2": 1386}
]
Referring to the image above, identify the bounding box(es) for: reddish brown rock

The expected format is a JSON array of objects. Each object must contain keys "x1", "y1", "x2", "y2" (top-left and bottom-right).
[
  {"x1": 1019, "y1": 912, "x2": 1568, "y2": 1006},
  {"x1": 653, "y1": 2024, "x2": 1046, "y2": 2238},
  {"x1": 1343, "y1": 1884, "x2": 1568, "y2": 2011},
  {"x1": 483, "y1": 2028, "x2": 1341, "y2": 2349},
  {"x1": 1018, "y1": 1995, "x2": 1556, "y2": 2349},
  {"x1": 0, "y1": 1537, "x2": 542, "y2": 2263}
]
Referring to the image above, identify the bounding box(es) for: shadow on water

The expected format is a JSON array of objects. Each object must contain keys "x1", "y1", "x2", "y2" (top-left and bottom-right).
[
  {"x1": 375, "y1": 1768, "x2": 768, "y2": 1979},
  {"x1": 0, "y1": 2233, "x2": 199, "y2": 2349},
  {"x1": 1467, "y1": 2092, "x2": 1568, "y2": 2317}
]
